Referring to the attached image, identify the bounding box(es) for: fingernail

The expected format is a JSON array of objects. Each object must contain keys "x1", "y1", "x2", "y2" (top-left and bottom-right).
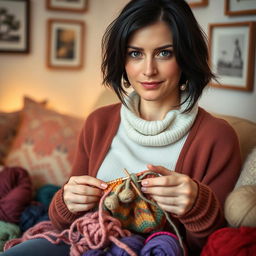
[
  {"x1": 101, "y1": 183, "x2": 108, "y2": 189},
  {"x1": 141, "y1": 187, "x2": 146, "y2": 192},
  {"x1": 142, "y1": 180, "x2": 148, "y2": 186}
]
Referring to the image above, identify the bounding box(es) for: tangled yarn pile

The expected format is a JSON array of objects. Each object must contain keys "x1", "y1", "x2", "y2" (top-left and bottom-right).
[{"x1": 4, "y1": 190, "x2": 136, "y2": 256}]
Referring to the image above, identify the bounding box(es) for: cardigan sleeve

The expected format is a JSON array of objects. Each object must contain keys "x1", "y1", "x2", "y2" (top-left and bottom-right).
[{"x1": 175, "y1": 110, "x2": 242, "y2": 253}]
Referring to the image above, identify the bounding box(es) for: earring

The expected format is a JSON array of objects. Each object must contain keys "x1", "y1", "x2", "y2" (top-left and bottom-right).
[
  {"x1": 121, "y1": 74, "x2": 130, "y2": 88},
  {"x1": 180, "y1": 80, "x2": 188, "y2": 91}
]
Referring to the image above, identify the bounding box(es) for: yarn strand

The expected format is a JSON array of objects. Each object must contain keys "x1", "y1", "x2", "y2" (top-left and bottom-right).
[{"x1": 4, "y1": 190, "x2": 136, "y2": 256}]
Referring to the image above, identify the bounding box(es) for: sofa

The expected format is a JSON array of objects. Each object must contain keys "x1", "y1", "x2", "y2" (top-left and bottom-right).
[{"x1": 0, "y1": 94, "x2": 255, "y2": 252}]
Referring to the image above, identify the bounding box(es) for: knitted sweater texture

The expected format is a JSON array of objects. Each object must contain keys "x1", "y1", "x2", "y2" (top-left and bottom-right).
[{"x1": 49, "y1": 103, "x2": 241, "y2": 255}]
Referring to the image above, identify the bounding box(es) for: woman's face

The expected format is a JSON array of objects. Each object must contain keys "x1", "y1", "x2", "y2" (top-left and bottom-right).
[{"x1": 125, "y1": 21, "x2": 181, "y2": 107}]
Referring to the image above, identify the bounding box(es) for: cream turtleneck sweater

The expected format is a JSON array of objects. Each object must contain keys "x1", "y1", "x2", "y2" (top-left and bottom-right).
[{"x1": 97, "y1": 92, "x2": 198, "y2": 182}]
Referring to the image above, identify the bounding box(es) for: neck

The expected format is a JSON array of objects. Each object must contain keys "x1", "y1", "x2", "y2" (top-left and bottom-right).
[{"x1": 139, "y1": 96, "x2": 180, "y2": 121}]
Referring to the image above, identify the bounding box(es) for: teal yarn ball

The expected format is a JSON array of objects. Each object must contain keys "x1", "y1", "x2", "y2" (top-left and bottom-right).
[
  {"x1": 35, "y1": 184, "x2": 60, "y2": 208},
  {"x1": 0, "y1": 221, "x2": 20, "y2": 252}
]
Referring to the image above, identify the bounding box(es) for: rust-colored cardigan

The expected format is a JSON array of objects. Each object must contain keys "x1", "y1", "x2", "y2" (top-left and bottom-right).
[{"x1": 49, "y1": 103, "x2": 241, "y2": 254}]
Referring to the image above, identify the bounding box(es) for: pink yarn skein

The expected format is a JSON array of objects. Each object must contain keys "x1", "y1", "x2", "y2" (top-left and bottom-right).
[{"x1": 4, "y1": 190, "x2": 136, "y2": 256}]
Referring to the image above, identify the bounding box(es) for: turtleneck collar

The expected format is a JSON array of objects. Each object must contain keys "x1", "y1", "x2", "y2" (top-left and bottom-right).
[{"x1": 121, "y1": 91, "x2": 198, "y2": 146}]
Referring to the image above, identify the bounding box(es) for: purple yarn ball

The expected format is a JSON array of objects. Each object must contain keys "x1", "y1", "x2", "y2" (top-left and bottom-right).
[
  {"x1": 109, "y1": 234, "x2": 145, "y2": 255},
  {"x1": 82, "y1": 249, "x2": 112, "y2": 256},
  {"x1": 140, "y1": 234, "x2": 182, "y2": 256}
]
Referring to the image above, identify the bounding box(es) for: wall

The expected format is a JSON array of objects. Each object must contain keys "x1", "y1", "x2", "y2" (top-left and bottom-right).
[{"x1": 0, "y1": 0, "x2": 255, "y2": 121}]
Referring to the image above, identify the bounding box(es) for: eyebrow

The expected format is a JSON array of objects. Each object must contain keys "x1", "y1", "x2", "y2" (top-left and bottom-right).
[{"x1": 127, "y1": 44, "x2": 173, "y2": 51}]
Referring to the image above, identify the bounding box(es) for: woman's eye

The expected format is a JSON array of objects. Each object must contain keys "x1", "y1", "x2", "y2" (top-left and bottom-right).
[
  {"x1": 158, "y1": 50, "x2": 173, "y2": 58},
  {"x1": 128, "y1": 51, "x2": 142, "y2": 58}
]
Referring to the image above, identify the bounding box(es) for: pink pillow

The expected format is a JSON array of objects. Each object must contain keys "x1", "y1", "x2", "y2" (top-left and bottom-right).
[
  {"x1": 5, "y1": 101, "x2": 83, "y2": 189},
  {"x1": 0, "y1": 97, "x2": 47, "y2": 165}
]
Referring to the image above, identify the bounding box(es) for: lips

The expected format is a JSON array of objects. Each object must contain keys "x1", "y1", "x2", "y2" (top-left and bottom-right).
[{"x1": 140, "y1": 81, "x2": 162, "y2": 89}]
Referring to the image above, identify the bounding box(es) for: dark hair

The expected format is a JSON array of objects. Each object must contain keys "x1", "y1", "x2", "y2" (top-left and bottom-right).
[{"x1": 101, "y1": 0, "x2": 215, "y2": 112}]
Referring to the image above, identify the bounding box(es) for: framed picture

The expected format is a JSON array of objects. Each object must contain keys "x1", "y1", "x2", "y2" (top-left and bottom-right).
[
  {"x1": 208, "y1": 22, "x2": 256, "y2": 91},
  {"x1": 47, "y1": 19, "x2": 85, "y2": 70},
  {"x1": 186, "y1": 0, "x2": 208, "y2": 7},
  {"x1": 225, "y1": 0, "x2": 256, "y2": 16},
  {"x1": 0, "y1": 0, "x2": 30, "y2": 53},
  {"x1": 46, "y1": 0, "x2": 87, "y2": 13}
]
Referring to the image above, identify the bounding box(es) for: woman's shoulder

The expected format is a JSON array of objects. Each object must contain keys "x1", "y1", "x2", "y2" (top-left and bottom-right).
[
  {"x1": 87, "y1": 103, "x2": 121, "y2": 121},
  {"x1": 196, "y1": 108, "x2": 238, "y2": 141}
]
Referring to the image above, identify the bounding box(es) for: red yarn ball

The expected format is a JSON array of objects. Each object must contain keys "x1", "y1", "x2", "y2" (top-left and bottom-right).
[{"x1": 201, "y1": 226, "x2": 256, "y2": 256}]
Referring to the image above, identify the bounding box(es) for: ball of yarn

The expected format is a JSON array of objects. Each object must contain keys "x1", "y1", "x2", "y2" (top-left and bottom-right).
[
  {"x1": 201, "y1": 226, "x2": 256, "y2": 256},
  {"x1": 141, "y1": 233, "x2": 183, "y2": 256},
  {"x1": 109, "y1": 234, "x2": 145, "y2": 255},
  {"x1": 104, "y1": 194, "x2": 119, "y2": 211},
  {"x1": 0, "y1": 221, "x2": 20, "y2": 252},
  {"x1": 118, "y1": 188, "x2": 135, "y2": 203},
  {"x1": 224, "y1": 185, "x2": 256, "y2": 227},
  {"x1": 19, "y1": 202, "x2": 49, "y2": 232},
  {"x1": 0, "y1": 167, "x2": 32, "y2": 223},
  {"x1": 82, "y1": 249, "x2": 112, "y2": 256},
  {"x1": 35, "y1": 184, "x2": 60, "y2": 208}
]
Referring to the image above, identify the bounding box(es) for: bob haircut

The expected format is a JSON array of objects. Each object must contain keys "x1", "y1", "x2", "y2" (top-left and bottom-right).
[{"x1": 101, "y1": 0, "x2": 215, "y2": 112}]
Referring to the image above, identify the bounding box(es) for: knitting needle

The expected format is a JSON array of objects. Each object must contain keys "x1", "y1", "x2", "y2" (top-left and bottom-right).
[{"x1": 123, "y1": 168, "x2": 143, "y2": 196}]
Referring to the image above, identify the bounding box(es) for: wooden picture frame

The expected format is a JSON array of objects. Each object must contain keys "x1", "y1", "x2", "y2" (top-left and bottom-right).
[
  {"x1": 0, "y1": 0, "x2": 30, "y2": 53},
  {"x1": 46, "y1": 0, "x2": 87, "y2": 13},
  {"x1": 47, "y1": 19, "x2": 85, "y2": 70},
  {"x1": 208, "y1": 22, "x2": 256, "y2": 91},
  {"x1": 186, "y1": 0, "x2": 208, "y2": 7},
  {"x1": 225, "y1": 0, "x2": 256, "y2": 16}
]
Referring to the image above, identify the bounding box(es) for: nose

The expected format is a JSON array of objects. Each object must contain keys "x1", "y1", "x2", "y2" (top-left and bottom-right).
[{"x1": 143, "y1": 57, "x2": 157, "y2": 77}]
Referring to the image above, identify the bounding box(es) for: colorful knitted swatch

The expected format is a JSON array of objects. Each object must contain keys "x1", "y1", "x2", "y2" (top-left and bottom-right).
[{"x1": 103, "y1": 171, "x2": 166, "y2": 233}]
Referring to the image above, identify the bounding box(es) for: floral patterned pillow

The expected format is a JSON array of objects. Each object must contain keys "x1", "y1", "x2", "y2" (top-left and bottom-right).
[{"x1": 5, "y1": 101, "x2": 84, "y2": 189}]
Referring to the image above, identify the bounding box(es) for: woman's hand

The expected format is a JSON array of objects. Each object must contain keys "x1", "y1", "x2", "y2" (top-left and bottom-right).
[
  {"x1": 63, "y1": 176, "x2": 108, "y2": 214},
  {"x1": 141, "y1": 164, "x2": 198, "y2": 216}
]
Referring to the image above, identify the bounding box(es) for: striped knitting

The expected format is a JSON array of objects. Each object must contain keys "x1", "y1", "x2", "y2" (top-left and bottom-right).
[{"x1": 104, "y1": 172, "x2": 166, "y2": 233}]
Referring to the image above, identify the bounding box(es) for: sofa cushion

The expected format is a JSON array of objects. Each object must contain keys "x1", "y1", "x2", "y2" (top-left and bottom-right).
[
  {"x1": 0, "y1": 111, "x2": 20, "y2": 165},
  {"x1": 213, "y1": 114, "x2": 256, "y2": 162},
  {"x1": 5, "y1": 101, "x2": 84, "y2": 189},
  {"x1": 0, "y1": 97, "x2": 47, "y2": 165}
]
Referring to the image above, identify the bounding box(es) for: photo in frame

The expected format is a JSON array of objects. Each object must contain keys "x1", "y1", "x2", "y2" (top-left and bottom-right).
[
  {"x1": 186, "y1": 0, "x2": 208, "y2": 7},
  {"x1": 225, "y1": 0, "x2": 256, "y2": 16},
  {"x1": 208, "y1": 22, "x2": 256, "y2": 91},
  {"x1": 46, "y1": 0, "x2": 87, "y2": 13},
  {"x1": 0, "y1": 0, "x2": 30, "y2": 53},
  {"x1": 47, "y1": 19, "x2": 85, "y2": 70}
]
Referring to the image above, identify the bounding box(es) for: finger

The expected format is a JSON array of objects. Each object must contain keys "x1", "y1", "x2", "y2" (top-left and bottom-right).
[
  {"x1": 141, "y1": 174, "x2": 180, "y2": 187},
  {"x1": 150, "y1": 195, "x2": 179, "y2": 206},
  {"x1": 157, "y1": 202, "x2": 187, "y2": 216},
  {"x1": 69, "y1": 176, "x2": 108, "y2": 189},
  {"x1": 71, "y1": 184, "x2": 103, "y2": 197},
  {"x1": 68, "y1": 202, "x2": 96, "y2": 213},
  {"x1": 66, "y1": 194, "x2": 100, "y2": 204},
  {"x1": 146, "y1": 164, "x2": 172, "y2": 176},
  {"x1": 141, "y1": 186, "x2": 179, "y2": 196}
]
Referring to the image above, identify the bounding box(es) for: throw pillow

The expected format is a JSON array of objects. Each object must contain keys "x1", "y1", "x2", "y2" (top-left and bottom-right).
[
  {"x1": 5, "y1": 101, "x2": 84, "y2": 189},
  {"x1": 0, "y1": 97, "x2": 47, "y2": 165},
  {"x1": 0, "y1": 111, "x2": 20, "y2": 165},
  {"x1": 235, "y1": 147, "x2": 256, "y2": 188}
]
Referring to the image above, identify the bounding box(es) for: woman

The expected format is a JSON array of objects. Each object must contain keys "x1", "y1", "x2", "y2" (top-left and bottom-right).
[{"x1": 2, "y1": 0, "x2": 241, "y2": 255}]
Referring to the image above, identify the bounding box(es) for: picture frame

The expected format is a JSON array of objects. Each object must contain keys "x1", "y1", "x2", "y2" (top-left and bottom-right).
[
  {"x1": 47, "y1": 19, "x2": 85, "y2": 70},
  {"x1": 208, "y1": 22, "x2": 256, "y2": 91},
  {"x1": 46, "y1": 0, "x2": 87, "y2": 13},
  {"x1": 225, "y1": 0, "x2": 256, "y2": 16},
  {"x1": 186, "y1": 0, "x2": 208, "y2": 7},
  {"x1": 0, "y1": 0, "x2": 30, "y2": 53}
]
